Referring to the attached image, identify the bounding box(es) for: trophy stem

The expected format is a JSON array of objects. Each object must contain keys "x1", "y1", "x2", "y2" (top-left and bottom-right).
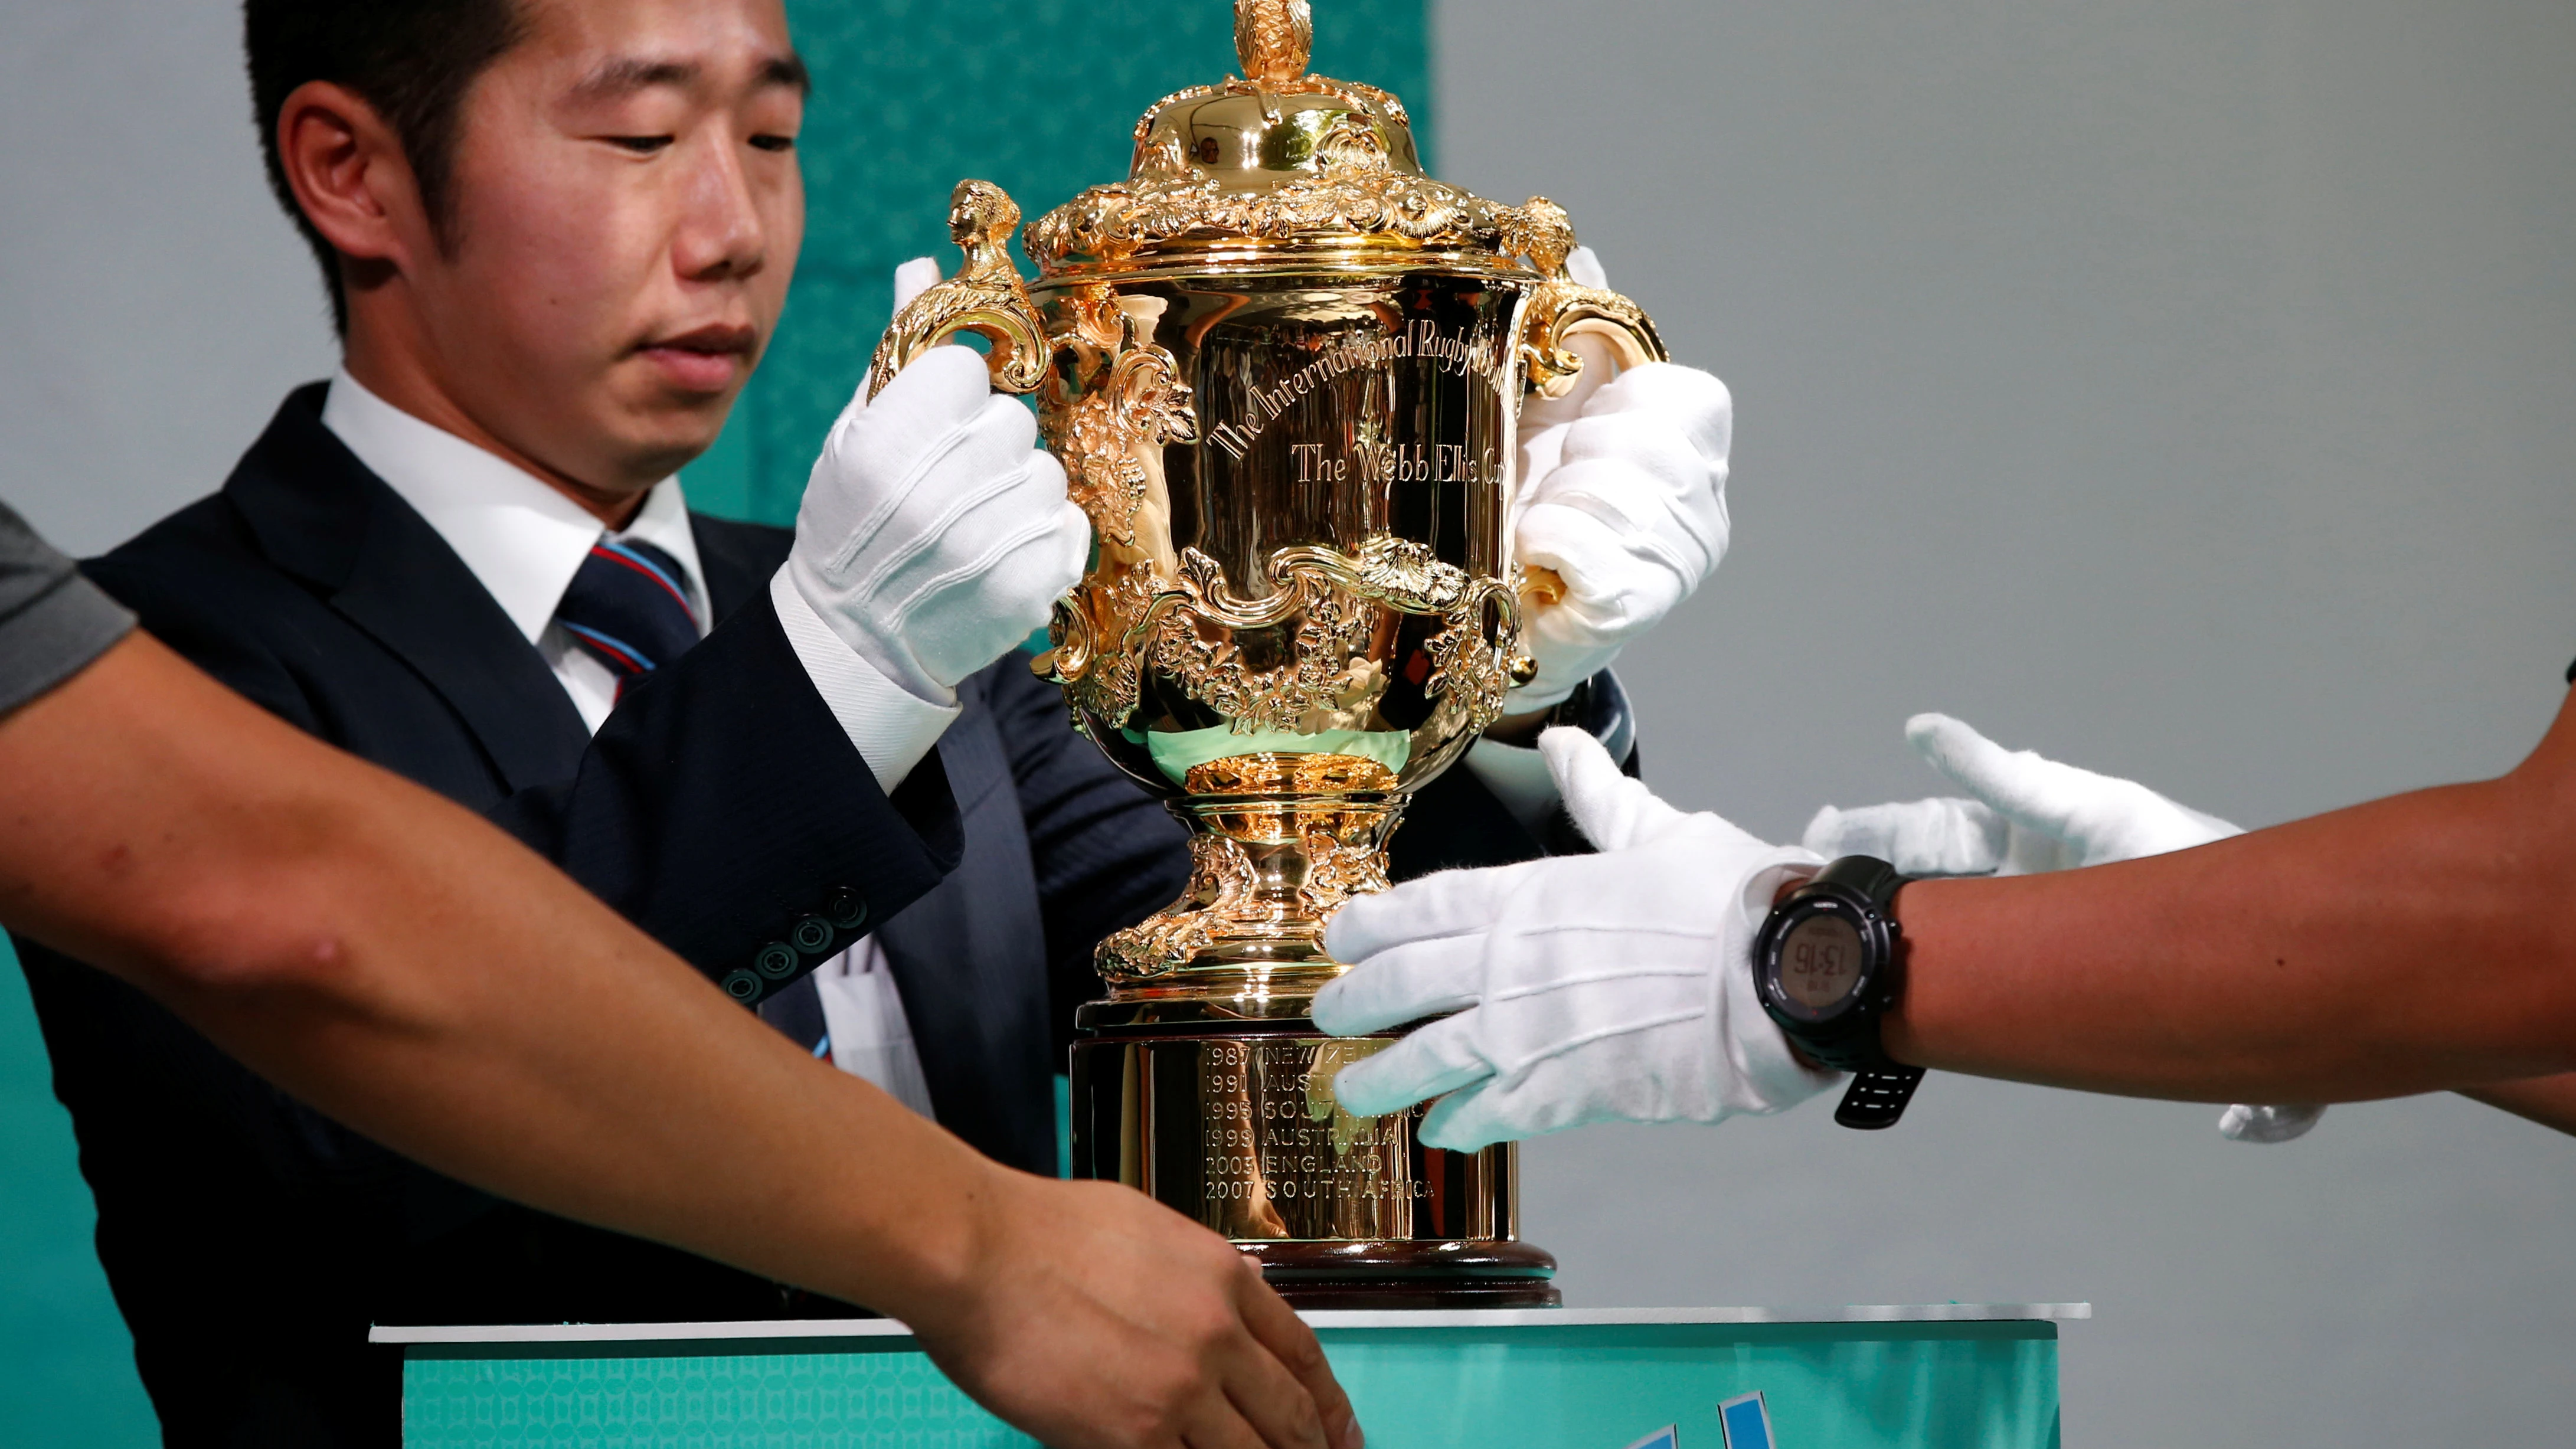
[
  {"x1": 1075, "y1": 752, "x2": 1558, "y2": 1308},
  {"x1": 1097, "y1": 753, "x2": 1403, "y2": 984}
]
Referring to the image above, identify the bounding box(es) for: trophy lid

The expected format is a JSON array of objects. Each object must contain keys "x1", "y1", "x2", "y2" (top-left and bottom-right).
[{"x1": 1027, "y1": 0, "x2": 1554, "y2": 276}]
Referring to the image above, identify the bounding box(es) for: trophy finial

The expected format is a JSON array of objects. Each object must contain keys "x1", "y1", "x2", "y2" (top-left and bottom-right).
[{"x1": 1235, "y1": 0, "x2": 1313, "y2": 86}]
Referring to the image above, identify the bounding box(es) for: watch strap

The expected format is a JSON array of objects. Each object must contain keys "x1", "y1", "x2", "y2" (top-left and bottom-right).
[
  {"x1": 1833, "y1": 1066, "x2": 1927, "y2": 1130},
  {"x1": 1810, "y1": 853, "x2": 1907, "y2": 908},
  {"x1": 1802, "y1": 1030, "x2": 1908, "y2": 1076}
]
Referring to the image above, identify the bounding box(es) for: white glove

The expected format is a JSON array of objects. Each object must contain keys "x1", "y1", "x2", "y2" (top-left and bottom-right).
[
  {"x1": 1804, "y1": 714, "x2": 2244, "y2": 873},
  {"x1": 1509, "y1": 248, "x2": 1731, "y2": 711},
  {"x1": 786, "y1": 260, "x2": 1091, "y2": 704},
  {"x1": 1313, "y1": 727, "x2": 1837, "y2": 1149},
  {"x1": 1803, "y1": 712, "x2": 2325, "y2": 1144}
]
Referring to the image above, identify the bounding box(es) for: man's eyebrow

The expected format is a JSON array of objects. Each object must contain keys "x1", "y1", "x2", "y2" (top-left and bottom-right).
[
  {"x1": 568, "y1": 56, "x2": 702, "y2": 103},
  {"x1": 759, "y1": 52, "x2": 813, "y2": 97},
  {"x1": 565, "y1": 53, "x2": 810, "y2": 104}
]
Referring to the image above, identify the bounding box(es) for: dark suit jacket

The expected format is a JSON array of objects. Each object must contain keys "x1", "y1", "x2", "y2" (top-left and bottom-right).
[
  {"x1": 14, "y1": 385, "x2": 970, "y2": 1445},
  {"x1": 18, "y1": 383, "x2": 1598, "y2": 1448}
]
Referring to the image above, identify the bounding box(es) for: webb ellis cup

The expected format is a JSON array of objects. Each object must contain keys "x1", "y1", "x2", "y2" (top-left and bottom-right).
[{"x1": 869, "y1": 0, "x2": 1666, "y2": 1304}]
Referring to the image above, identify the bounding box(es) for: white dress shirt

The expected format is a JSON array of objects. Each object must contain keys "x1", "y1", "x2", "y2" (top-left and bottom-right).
[{"x1": 321, "y1": 369, "x2": 938, "y2": 1116}]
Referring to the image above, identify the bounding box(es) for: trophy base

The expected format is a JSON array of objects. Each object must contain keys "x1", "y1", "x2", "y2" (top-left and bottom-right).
[
  {"x1": 1245, "y1": 1239, "x2": 1562, "y2": 1310},
  {"x1": 1070, "y1": 1007, "x2": 1556, "y2": 1311}
]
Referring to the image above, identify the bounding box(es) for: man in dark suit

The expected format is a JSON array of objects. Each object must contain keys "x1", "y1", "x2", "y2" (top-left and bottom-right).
[
  {"x1": 13, "y1": 2, "x2": 1346, "y2": 1447},
  {"x1": 21, "y1": 1, "x2": 1729, "y2": 1445}
]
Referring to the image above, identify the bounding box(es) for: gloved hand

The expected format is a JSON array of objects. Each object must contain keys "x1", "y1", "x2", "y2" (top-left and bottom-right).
[
  {"x1": 1312, "y1": 727, "x2": 1838, "y2": 1149},
  {"x1": 786, "y1": 259, "x2": 1091, "y2": 704},
  {"x1": 1803, "y1": 712, "x2": 2325, "y2": 1144},
  {"x1": 1803, "y1": 713, "x2": 2244, "y2": 874},
  {"x1": 1509, "y1": 248, "x2": 1732, "y2": 711}
]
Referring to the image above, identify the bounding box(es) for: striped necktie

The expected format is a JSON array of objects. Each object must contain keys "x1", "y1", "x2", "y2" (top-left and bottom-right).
[{"x1": 553, "y1": 537, "x2": 702, "y2": 701}]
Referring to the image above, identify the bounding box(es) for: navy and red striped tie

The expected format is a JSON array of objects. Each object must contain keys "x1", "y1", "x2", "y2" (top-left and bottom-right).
[{"x1": 553, "y1": 537, "x2": 702, "y2": 701}]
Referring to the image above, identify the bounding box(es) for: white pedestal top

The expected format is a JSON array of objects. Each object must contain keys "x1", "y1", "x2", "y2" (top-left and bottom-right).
[{"x1": 371, "y1": 1302, "x2": 2090, "y2": 1346}]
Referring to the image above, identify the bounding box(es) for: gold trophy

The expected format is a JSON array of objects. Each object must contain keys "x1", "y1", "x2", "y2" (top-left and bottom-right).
[{"x1": 869, "y1": 0, "x2": 1667, "y2": 1306}]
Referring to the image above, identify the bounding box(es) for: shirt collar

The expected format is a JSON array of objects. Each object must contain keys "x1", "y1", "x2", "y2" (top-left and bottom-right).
[{"x1": 319, "y1": 368, "x2": 708, "y2": 643}]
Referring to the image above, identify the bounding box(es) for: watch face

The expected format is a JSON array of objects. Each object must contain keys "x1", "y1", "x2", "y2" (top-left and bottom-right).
[{"x1": 1774, "y1": 910, "x2": 1866, "y2": 1019}]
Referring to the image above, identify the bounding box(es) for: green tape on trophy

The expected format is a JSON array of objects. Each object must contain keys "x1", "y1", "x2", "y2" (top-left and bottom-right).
[{"x1": 1147, "y1": 724, "x2": 1414, "y2": 786}]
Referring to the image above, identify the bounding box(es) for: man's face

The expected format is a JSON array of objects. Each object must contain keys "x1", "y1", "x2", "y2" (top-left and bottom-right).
[{"x1": 415, "y1": 0, "x2": 806, "y2": 498}]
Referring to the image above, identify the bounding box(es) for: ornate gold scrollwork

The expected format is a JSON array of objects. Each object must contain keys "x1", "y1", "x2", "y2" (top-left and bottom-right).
[
  {"x1": 1145, "y1": 538, "x2": 1520, "y2": 738},
  {"x1": 1296, "y1": 823, "x2": 1394, "y2": 911},
  {"x1": 1031, "y1": 163, "x2": 1509, "y2": 272},
  {"x1": 1185, "y1": 752, "x2": 1400, "y2": 796},
  {"x1": 1051, "y1": 537, "x2": 1523, "y2": 744},
  {"x1": 1048, "y1": 563, "x2": 1155, "y2": 721},
  {"x1": 867, "y1": 180, "x2": 1050, "y2": 401},
  {"x1": 1096, "y1": 814, "x2": 1397, "y2": 982},
  {"x1": 1100, "y1": 832, "x2": 1248, "y2": 979},
  {"x1": 1313, "y1": 110, "x2": 1391, "y2": 172},
  {"x1": 1042, "y1": 305, "x2": 1199, "y2": 548},
  {"x1": 1506, "y1": 196, "x2": 1671, "y2": 400},
  {"x1": 1148, "y1": 548, "x2": 1382, "y2": 736},
  {"x1": 1031, "y1": 12, "x2": 1486, "y2": 272}
]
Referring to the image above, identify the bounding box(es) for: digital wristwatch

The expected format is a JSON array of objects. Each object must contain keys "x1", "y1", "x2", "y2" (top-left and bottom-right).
[{"x1": 1753, "y1": 855, "x2": 1926, "y2": 1130}]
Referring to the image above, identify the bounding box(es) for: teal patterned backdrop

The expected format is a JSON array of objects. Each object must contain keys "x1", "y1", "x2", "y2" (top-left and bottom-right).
[{"x1": 685, "y1": 0, "x2": 1434, "y2": 526}]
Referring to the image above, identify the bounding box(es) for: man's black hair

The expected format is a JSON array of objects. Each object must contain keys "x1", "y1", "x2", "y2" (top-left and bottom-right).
[{"x1": 244, "y1": 0, "x2": 531, "y2": 335}]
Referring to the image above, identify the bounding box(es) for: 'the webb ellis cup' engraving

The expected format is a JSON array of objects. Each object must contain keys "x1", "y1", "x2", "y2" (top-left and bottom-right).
[
  {"x1": 1206, "y1": 318, "x2": 1508, "y2": 462},
  {"x1": 1293, "y1": 440, "x2": 1491, "y2": 485}
]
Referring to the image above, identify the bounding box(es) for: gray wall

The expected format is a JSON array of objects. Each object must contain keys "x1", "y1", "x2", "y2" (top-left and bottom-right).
[
  {"x1": 0, "y1": 7, "x2": 334, "y2": 1439},
  {"x1": 1431, "y1": 0, "x2": 2576, "y2": 1443},
  {"x1": 3, "y1": 1, "x2": 2571, "y2": 1444},
  {"x1": 1, "y1": 2, "x2": 336, "y2": 555}
]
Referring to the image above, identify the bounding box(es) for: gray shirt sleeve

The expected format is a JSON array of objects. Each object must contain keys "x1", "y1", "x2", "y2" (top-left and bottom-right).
[{"x1": 0, "y1": 500, "x2": 136, "y2": 717}]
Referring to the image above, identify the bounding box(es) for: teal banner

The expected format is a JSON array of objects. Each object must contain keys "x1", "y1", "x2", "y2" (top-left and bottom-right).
[
  {"x1": 0, "y1": 936, "x2": 159, "y2": 1443},
  {"x1": 686, "y1": 0, "x2": 1434, "y2": 526},
  {"x1": 402, "y1": 1320, "x2": 2064, "y2": 1449}
]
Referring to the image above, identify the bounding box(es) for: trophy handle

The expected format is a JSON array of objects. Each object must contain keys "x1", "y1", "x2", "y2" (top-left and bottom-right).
[
  {"x1": 1506, "y1": 197, "x2": 1672, "y2": 607},
  {"x1": 1508, "y1": 195, "x2": 1670, "y2": 400},
  {"x1": 866, "y1": 179, "x2": 1050, "y2": 401}
]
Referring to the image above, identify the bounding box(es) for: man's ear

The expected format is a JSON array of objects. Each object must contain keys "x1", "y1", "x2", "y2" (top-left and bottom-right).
[{"x1": 275, "y1": 80, "x2": 429, "y2": 284}]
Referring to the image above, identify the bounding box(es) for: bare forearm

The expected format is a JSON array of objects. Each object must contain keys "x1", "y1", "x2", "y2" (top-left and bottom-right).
[
  {"x1": 0, "y1": 635, "x2": 1001, "y2": 1320},
  {"x1": 2459, "y1": 1075, "x2": 2576, "y2": 1137},
  {"x1": 1882, "y1": 702, "x2": 2576, "y2": 1101}
]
